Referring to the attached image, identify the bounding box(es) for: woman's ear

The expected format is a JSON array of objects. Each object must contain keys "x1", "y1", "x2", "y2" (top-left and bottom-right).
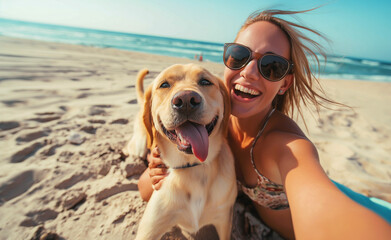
[{"x1": 278, "y1": 74, "x2": 293, "y2": 95}]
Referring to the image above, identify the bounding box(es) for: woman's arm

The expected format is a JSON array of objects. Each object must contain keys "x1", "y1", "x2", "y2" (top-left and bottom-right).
[
  {"x1": 137, "y1": 147, "x2": 168, "y2": 201},
  {"x1": 138, "y1": 168, "x2": 154, "y2": 202},
  {"x1": 277, "y1": 136, "x2": 391, "y2": 239}
]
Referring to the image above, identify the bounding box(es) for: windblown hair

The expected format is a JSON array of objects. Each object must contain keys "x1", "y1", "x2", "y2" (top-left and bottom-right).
[{"x1": 237, "y1": 8, "x2": 345, "y2": 123}]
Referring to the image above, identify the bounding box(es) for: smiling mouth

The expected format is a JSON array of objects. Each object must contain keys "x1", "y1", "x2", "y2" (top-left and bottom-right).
[
  {"x1": 161, "y1": 116, "x2": 218, "y2": 162},
  {"x1": 234, "y1": 84, "x2": 261, "y2": 99}
]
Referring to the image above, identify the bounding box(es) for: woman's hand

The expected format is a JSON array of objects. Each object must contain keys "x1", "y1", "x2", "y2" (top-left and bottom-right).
[
  {"x1": 147, "y1": 147, "x2": 168, "y2": 191},
  {"x1": 138, "y1": 147, "x2": 168, "y2": 201}
]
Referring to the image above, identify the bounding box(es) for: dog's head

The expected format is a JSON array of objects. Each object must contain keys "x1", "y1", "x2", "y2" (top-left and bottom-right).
[{"x1": 142, "y1": 64, "x2": 230, "y2": 164}]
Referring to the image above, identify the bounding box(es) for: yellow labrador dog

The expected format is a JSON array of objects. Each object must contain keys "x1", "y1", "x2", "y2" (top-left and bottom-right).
[{"x1": 131, "y1": 64, "x2": 237, "y2": 240}]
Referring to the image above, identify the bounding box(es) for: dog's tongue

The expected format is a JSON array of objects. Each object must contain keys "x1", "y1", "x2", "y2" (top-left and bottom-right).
[{"x1": 176, "y1": 122, "x2": 209, "y2": 162}]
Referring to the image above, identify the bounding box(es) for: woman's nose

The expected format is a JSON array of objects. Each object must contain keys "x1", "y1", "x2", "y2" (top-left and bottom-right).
[{"x1": 240, "y1": 59, "x2": 260, "y2": 81}]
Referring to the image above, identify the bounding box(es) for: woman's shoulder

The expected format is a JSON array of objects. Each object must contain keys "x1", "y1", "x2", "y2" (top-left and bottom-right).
[
  {"x1": 263, "y1": 111, "x2": 317, "y2": 160},
  {"x1": 265, "y1": 111, "x2": 307, "y2": 140},
  {"x1": 252, "y1": 111, "x2": 319, "y2": 184}
]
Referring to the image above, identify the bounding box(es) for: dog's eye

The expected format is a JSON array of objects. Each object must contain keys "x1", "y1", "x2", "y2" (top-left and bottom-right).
[
  {"x1": 159, "y1": 81, "x2": 170, "y2": 88},
  {"x1": 199, "y1": 78, "x2": 212, "y2": 86}
]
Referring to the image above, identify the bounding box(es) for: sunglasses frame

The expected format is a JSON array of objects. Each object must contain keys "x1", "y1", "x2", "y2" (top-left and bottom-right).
[{"x1": 223, "y1": 43, "x2": 294, "y2": 82}]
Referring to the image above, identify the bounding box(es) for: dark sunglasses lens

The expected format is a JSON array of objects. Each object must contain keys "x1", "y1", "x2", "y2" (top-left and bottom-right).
[
  {"x1": 260, "y1": 55, "x2": 289, "y2": 81},
  {"x1": 224, "y1": 45, "x2": 251, "y2": 69}
]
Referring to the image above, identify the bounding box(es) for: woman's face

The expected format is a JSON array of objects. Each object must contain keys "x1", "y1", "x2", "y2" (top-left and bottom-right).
[{"x1": 224, "y1": 21, "x2": 292, "y2": 119}]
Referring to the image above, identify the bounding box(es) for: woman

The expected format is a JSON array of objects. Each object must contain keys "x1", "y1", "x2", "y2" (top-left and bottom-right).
[{"x1": 138, "y1": 9, "x2": 391, "y2": 239}]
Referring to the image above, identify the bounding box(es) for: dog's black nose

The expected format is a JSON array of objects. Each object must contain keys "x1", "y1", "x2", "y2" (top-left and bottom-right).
[{"x1": 172, "y1": 90, "x2": 202, "y2": 113}]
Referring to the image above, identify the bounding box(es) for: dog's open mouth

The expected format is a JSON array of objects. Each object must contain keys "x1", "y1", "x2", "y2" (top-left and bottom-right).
[{"x1": 161, "y1": 116, "x2": 218, "y2": 162}]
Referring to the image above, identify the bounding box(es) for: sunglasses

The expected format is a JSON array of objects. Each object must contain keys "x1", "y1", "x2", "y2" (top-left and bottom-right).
[{"x1": 223, "y1": 43, "x2": 294, "y2": 82}]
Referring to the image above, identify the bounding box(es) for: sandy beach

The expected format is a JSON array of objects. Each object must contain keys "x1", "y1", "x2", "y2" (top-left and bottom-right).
[{"x1": 0, "y1": 36, "x2": 390, "y2": 239}]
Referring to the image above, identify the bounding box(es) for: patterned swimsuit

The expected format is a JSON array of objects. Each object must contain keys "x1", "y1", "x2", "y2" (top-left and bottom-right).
[
  {"x1": 237, "y1": 108, "x2": 289, "y2": 210},
  {"x1": 237, "y1": 173, "x2": 289, "y2": 210}
]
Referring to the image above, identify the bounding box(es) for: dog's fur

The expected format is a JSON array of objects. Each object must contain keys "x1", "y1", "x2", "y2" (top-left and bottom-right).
[{"x1": 130, "y1": 64, "x2": 237, "y2": 240}]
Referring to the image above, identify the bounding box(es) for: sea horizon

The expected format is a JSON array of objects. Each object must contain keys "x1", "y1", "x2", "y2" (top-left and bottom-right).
[{"x1": 1, "y1": 17, "x2": 390, "y2": 83}]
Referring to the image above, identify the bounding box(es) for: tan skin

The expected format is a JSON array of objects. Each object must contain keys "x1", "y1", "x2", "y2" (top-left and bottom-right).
[{"x1": 138, "y1": 21, "x2": 391, "y2": 239}]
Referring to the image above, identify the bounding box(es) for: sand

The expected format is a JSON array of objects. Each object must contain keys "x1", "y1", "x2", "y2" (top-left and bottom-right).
[{"x1": 0, "y1": 36, "x2": 390, "y2": 240}]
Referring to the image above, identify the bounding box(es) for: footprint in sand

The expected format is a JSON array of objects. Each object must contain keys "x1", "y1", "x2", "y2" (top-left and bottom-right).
[
  {"x1": 127, "y1": 99, "x2": 137, "y2": 104},
  {"x1": 80, "y1": 125, "x2": 97, "y2": 134},
  {"x1": 1, "y1": 100, "x2": 26, "y2": 107},
  {"x1": 16, "y1": 129, "x2": 50, "y2": 142},
  {"x1": 0, "y1": 170, "x2": 40, "y2": 203},
  {"x1": 38, "y1": 144, "x2": 63, "y2": 157},
  {"x1": 21, "y1": 209, "x2": 59, "y2": 227},
  {"x1": 28, "y1": 111, "x2": 63, "y2": 123},
  {"x1": 87, "y1": 104, "x2": 115, "y2": 116},
  {"x1": 54, "y1": 172, "x2": 92, "y2": 190},
  {"x1": 110, "y1": 119, "x2": 129, "y2": 125},
  {"x1": 77, "y1": 92, "x2": 90, "y2": 99},
  {"x1": 10, "y1": 142, "x2": 44, "y2": 163},
  {"x1": 94, "y1": 104, "x2": 112, "y2": 108},
  {"x1": 88, "y1": 119, "x2": 106, "y2": 124},
  {"x1": 94, "y1": 182, "x2": 138, "y2": 202},
  {"x1": 59, "y1": 105, "x2": 68, "y2": 112},
  {"x1": 12, "y1": 126, "x2": 53, "y2": 161},
  {"x1": 0, "y1": 121, "x2": 20, "y2": 131},
  {"x1": 317, "y1": 110, "x2": 359, "y2": 138},
  {"x1": 88, "y1": 106, "x2": 108, "y2": 116}
]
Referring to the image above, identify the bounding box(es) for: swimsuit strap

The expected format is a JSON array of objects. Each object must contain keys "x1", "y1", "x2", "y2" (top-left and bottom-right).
[{"x1": 250, "y1": 107, "x2": 276, "y2": 179}]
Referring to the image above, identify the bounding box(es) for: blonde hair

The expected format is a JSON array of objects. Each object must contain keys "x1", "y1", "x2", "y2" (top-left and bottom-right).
[{"x1": 237, "y1": 8, "x2": 344, "y2": 122}]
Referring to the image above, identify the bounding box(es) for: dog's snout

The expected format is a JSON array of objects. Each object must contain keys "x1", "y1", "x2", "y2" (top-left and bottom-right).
[{"x1": 172, "y1": 90, "x2": 202, "y2": 113}]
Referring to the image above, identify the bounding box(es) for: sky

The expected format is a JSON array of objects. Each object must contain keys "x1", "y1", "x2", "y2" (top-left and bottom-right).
[{"x1": 0, "y1": 0, "x2": 390, "y2": 62}]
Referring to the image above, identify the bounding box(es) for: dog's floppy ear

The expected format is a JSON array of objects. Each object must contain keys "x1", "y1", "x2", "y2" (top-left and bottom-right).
[
  {"x1": 142, "y1": 86, "x2": 154, "y2": 149},
  {"x1": 219, "y1": 79, "x2": 231, "y2": 136}
]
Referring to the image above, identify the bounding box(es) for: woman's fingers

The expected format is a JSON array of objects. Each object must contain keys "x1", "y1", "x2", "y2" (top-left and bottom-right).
[
  {"x1": 148, "y1": 159, "x2": 165, "y2": 168},
  {"x1": 149, "y1": 166, "x2": 167, "y2": 177},
  {"x1": 146, "y1": 146, "x2": 167, "y2": 191},
  {"x1": 151, "y1": 146, "x2": 160, "y2": 157},
  {"x1": 153, "y1": 178, "x2": 165, "y2": 191},
  {"x1": 148, "y1": 147, "x2": 166, "y2": 168},
  {"x1": 150, "y1": 175, "x2": 166, "y2": 190}
]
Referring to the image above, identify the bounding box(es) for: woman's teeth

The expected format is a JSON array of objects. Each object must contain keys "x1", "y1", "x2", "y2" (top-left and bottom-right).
[{"x1": 234, "y1": 84, "x2": 260, "y2": 96}]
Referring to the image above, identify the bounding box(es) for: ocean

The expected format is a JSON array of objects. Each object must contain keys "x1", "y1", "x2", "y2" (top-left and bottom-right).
[{"x1": 1, "y1": 18, "x2": 390, "y2": 82}]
